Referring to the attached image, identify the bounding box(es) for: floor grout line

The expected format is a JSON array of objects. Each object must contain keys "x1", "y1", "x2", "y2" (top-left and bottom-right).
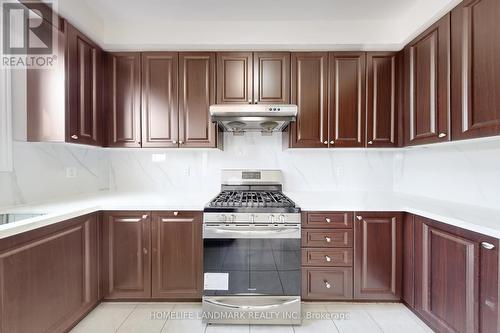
[
  {"x1": 362, "y1": 308, "x2": 386, "y2": 333},
  {"x1": 114, "y1": 303, "x2": 139, "y2": 333}
]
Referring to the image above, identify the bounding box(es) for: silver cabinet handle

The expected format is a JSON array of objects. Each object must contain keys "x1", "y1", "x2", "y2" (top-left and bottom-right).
[
  {"x1": 481, "y1": 242, "x2": 496, "y2": 250},
  {"x1": 324, "y1": 280, "x2": 332, "y2": 289},
  {"x1": 368, "y1": 141, "x2": 373, "y2": 145},
  {"x1": 179, "y1": 140, "x2": 184, "y2": 144},
  {"x1": 325, "y1": 236, "x2": 331, "y2": 243},
  {"x1": 142, "y1": 214, "x2": 148, "y2": 219},
  {"x1": 71, "y1": 135, "x2": 78, "y2": 140},
  {"x1": 174, "y1": 211, "x2": 179, "y2": 216},
  {"x1": 438, "y1": 133, "x2": 447, "y2": 138},
  {"x1": 248, "y1": 99, "x2": 252, "y2": 104},
  {"x1": 172, "y1": 140, "x2": 177, "y2": 144},
  {"x1": 325, "y1": 218, "x2": 331, "y2": 223},
  {"x1": 356, "y1": 216, "x2": 363, "y2": 221},
  {"x1": 325, "y1": 255, "x2": 331, "y2": 262},
  {"x1": 323, "y1": 141, "x2": 328, "y2": 145},
  {"x1": 330, "y1": 141, "x2": 335, "y2": 144},
  {"x1": 143, "y1": 248, "x2": 148, "y2": 255}
]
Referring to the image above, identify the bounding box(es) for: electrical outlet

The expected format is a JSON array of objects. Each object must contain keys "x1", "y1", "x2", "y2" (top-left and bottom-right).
[
  {"x1": 335, "y1": 166, "x2": 344, "y2": 177},
  {"x1": 65, "y1": 167, "x2": 77, "y2": 178},
  {"x1": 184, "y1": 167, "x2": 191, "y2": 176}
]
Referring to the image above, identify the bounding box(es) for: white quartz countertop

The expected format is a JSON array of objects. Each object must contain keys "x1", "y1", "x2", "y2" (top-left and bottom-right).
[{"x1": 1, "y1": 191, "x2": 499, "y2": 240}]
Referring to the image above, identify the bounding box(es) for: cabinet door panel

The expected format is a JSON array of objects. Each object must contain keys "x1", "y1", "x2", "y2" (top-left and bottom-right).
[
  {"x1": 102, "y1": 212, "x2": 151, "y2": 299},
  {"x1": 451, "y1": 0, "x2": 500, "y2": 140},
  {"x1": 151, "y1": 211, "x2": 202, "y2": 299},
  {"x1": 289, "y1": 53, "x2": 328, "y2": 148},
  {"x1": 354, "y1": 212, "x2": 402, "y2": 300},
  {"x1": 414, "y1": 217, "x2": 478, "y2": 333},
  {"x1": 404, "y1": 15, "x2": 450, "y2": 145},
  {"x1": 366, "y1": 52, "x2": 398, "y2": 147},
  {"x1": 0, "y1": 215, "x2": 98, "y2": 333},
  {"x1": 216, "y1": 52, "x2": 253, "y2": 104},
  {"x1": 179, "y1": 52, "x2": 218, "y2": 148},
  {"x1": 254, "y1": 52, "x2": 290, "y2": 104},
  {"x1": 65, "y1": 22, "x2": 102, "y2": 146},
  {"x1": 141, "y1": 52, "x2": 178, "y2": 148},
  {"x1": 329, "y1": 52, "x2": 366, "y2": 147},
  {"x1": 106, "y1": 53, "x2": 141, "y2": 147}
]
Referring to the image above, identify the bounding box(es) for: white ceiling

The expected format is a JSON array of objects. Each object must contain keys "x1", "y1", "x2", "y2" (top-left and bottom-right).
[
  {"x1": 82, "y1": 0, "x2": 417, "y2": 22},
  {"x1": 57, "y1": 0, "x2": 462, "y2": 51}
]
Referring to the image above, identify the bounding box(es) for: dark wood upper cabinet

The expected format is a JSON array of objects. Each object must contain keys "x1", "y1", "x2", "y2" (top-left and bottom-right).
[
  {"x1": 404, "y1": 14, "x2": 450, "y2": 146},
  {"x1": 141, "y1": 52, "x2": 179, "y2": 148},
  {"x1": 288, "y1": 52, "x2": 329, "y2": 148},
  {"x1": 366, "y1": 52, "x2": 399, "y2": 147},
  {"x1": 179, "y1": 52, "x2": 219, "y2": 148},
  {"x1": 65, "y1": 22, "x2": 102, "y2": 146},
  {"x1": 105, "y1": 52, "x2": 142, "y2": 147},
  {"x1": 354, "y1": 212, "x2": 402, "y2": 300},
  {"x1": 101, "y1": 211, "x2": 151, "y2": 299},
  {"x1": 329, "y1": 52, "x2": 366, "y2": 148},
  {"x1": 451, "y1": 0, "x2": 500, "y2": 140},
  {"x1": 0, "y1": 214, "x2": 98, "y2": 333},
  {"x1": 253, "y1": 52, "x2": 290, "y2": 104},
  {"x1": 151, "y1": 211, "x2": 203, "y2": 299},
  {"x1": 216, "y1": 52, "x2": 253, "y2": 104}
]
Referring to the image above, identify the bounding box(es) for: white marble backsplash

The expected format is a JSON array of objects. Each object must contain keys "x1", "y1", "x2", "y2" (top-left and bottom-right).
[{"x1": 1, "y1": 133, "x2": 499, "y2": 211}]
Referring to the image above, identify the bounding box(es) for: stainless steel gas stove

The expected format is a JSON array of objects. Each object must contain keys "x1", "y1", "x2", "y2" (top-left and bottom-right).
[{"x1": 202, "y1": 170, "x2": 301, "y2": 325}]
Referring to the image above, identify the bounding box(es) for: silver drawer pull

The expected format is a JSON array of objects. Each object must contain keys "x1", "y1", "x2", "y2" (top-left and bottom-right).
[
  {"x1": 356, "y1": 216, "x2": 362, "y2": 221},
  {"x1": 481, "y1": 242, "x2": 496, "y2": 250},
  {"x1": 325, "y1": 218, "x2": 331, "y2": 223},
  {"x1": 323, "y1": 141, "x2": 328, "y2": 145},
  {"x1": 324, "y1": 280, "x2": 331, "y2": 289},
  {"x1": 438, "y1": 133, "x2": 447, "y2": 138},
  {"x1": 174, "y1": 211, "x2": 179, "y2": 216},
  {"x1": 324, "y1": 236, "x2": 331, "y2": 243},
  {"x1": 143, "y1": 248, "x2": 148, "y2": 255},
  {"x1": 142, "y1": 214, "x2": 148, "y2": 219},
  {"x1": 71, "y1": 134, "x2": 78, "y2": 140},
  {"x1": 325, "y1": 255, "x2": 331, "y2": 262},
  {"x1": 368, "y1": 140, "x2": 373, "y2": 145}
]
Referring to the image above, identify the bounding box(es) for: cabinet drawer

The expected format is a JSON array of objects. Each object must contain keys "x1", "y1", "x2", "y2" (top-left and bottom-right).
[
  {"x1": 304, "y1": 212, "x2": 353, "y2": 229},
  {"x1": 302, "y1": 229, "x2": 353, "y2": 248},
  {"x1": 302, "y1": 267, "x2": 353, "y2": 300},
  {"x1": 302, "y1": 248, "x2": 353, "y2": 267}
]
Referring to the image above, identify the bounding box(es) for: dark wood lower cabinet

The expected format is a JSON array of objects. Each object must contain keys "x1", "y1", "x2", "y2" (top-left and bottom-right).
[
  {"x1": 151, "y1": 211, "x2": 203, "y2": 299},
  {"x1": 0, "y1": 214, "x2": 98, "y2": 333},
  {"x1": 410, "y1": 215, "x2": 500, "y2": 333},
  {"x1": 101, "y1": 211, "x2": 152, "y2": 299},
  {"x1": 353, "y1": 212, "x2": 402, "y2": 300}
]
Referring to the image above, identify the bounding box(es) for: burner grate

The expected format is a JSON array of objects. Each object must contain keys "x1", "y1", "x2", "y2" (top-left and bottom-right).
[{"x1": 209, "y1": 191, "x2": 295, "y2": 208}]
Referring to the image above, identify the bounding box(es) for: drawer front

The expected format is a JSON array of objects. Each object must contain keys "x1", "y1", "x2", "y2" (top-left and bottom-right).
[
  {"x1": 302, "y1": 267, "x2": 353, "y2": 300},
  {"x1": 302, "y1": 248, "x2": 353, "y2": 267},
  {"x1": 302, "y1": 229, "x2": 353, "y2": 248},
  {"x1": 305, "y1": 212, "x2": 353, "y2": 229}
]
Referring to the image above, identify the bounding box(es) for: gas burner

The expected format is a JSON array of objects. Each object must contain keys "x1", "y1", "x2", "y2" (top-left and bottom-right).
[{"x1": 209, "y1": 191, "x2": 295, "y2": 208}]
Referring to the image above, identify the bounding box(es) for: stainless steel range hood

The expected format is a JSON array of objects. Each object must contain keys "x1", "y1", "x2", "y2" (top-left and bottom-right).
[{"x1": 210, "y1": 104, "x2": 297, "y2": 134}]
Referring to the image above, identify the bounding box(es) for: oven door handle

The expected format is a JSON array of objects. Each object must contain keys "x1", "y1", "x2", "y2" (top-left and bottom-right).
[
  {"x1": 203, "y1": 225, "x2": 301, "y2": 239},
  {"x1": 203, "y1": 298, "x2": 300, "y2": 310}
]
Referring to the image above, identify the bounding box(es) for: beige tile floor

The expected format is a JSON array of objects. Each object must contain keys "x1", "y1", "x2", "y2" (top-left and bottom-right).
[{"x1": 71, "y1": 302, "x2": 434, "y2": 333}]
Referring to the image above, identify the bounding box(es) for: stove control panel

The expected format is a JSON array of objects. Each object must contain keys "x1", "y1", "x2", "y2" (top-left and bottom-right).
[{"x1": 203, "y1": 213, "x2": 301, "y2": 224}]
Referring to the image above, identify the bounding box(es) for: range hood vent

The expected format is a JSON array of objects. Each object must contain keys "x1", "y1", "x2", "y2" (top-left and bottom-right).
[{"x1": 210, "y1": 104, "x2": 298, "y2": 134}]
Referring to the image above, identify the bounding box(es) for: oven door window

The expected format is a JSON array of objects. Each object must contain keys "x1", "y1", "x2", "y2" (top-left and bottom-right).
[{"x1": 203, "y1": 238, "x2": 301, "y2": 296}]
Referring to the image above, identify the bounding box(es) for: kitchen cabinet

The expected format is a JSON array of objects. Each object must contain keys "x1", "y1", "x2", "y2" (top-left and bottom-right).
[
  {"x1": 412, "y1": 215, "x2": 499, "y2": 333},
  {"x1": 451, "y1": 0, "x2": 500, "y2": 140},
  {"x1": 65, "y1": 22, "x2": 103, "y2": 146},
  {"x1": 179, "y1": 52, "x2": 220, "y2": 148},
  {"x1": 141, "y1": 52, "x2": 178, "y2": 148},
  {"x1": 105, "y1": 52, "x2": 142, "y2": 147},
  {"x1": 216, "y1": 52, "x2": 253, "y2": 104},
  {"x1": 353, "y1": 212, "x2": 402, "y2": 300},
  {"x1": 329, "y1": 52, "x2": 366, "y2": 148},
  {"x1": 151, "y1": 211, "x2": 203, "y2": 299},
  {"x1": 404, "y1": 14, "x2": 450, "y2": 146},
  {"x1": 0, "y1": 214, "x2": 98, "y2": 333},
  {"x1": 302, "y1": 211, "x2": 354, "y2": 300},
  {"x1": 253, "y1": 52, "x2": 290, "y2": 104},
  {"x1": 288, "y1": 52, "x2": 329, "y2": 148},
  {"x1": 366, "y1": 52, "x2": 400, "y2": 147},
  {"x1": 216, "y1": 52, "x2": 290, "y2": 105},
  {"x1": 101, "y1": 211, "x2": 151, "y2": 299}
]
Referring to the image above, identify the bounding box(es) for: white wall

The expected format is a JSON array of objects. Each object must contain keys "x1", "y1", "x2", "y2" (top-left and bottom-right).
[{"x1": 393, "y1": 139, "x2": 500, "y2": 209}]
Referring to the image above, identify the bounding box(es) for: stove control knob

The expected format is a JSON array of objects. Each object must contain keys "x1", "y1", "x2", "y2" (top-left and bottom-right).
[
  {"x1": 219, "y1": 214, "x2": 227, "y2": 223},
  {"x1": 230, "y1": 214, "x2": 236, "y2": 223},
  {"x1": 269, "y1": 215, "x2": 275, "y2": 223},
  {"x1": 278, "y1": 214, "x2": 286, "y2": 223},
  {"x1": 250, "y1": 214, "x2": 256, "y2": 223}
]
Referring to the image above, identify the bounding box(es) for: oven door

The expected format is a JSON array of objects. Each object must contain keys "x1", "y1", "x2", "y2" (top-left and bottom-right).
[{"x1": 203, "y1": 224, "x2": 301, "y2": 297}]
